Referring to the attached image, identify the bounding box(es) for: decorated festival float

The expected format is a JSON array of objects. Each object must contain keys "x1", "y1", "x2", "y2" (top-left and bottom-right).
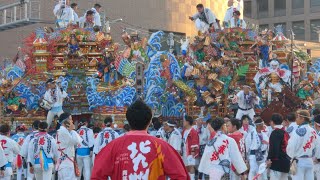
[{"x1": 0, "y1": 22, "x2": 319, "y2": 128}]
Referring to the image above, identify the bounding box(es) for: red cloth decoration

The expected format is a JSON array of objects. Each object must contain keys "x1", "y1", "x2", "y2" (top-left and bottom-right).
[
  {"x1": 39, "y1": 137, "x2": 45, "y2": 145},
  {"x1": 16, "y1": 154, "x2": 22, "y2": 168},
  {"x1": 259, "y1": 68, "x2": 269, "y2": 73},
  {"x1": 79, "y1": 130, "x2": 85, "y2": 136},
  {"x1": 104, "y1": 132, "x2": 110, "y2": 139}
]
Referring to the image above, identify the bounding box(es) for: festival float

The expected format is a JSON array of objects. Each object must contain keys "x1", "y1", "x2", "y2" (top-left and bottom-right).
[{"x1": 0, "y1": 23, "x2": 318, "y2": 128}]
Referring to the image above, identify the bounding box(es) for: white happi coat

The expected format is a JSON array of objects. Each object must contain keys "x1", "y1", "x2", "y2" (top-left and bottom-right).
[
  {"x1": 264, "y1": 125, "x2": 273, "y2": 138},
  {"x1": 72, "y1": 9, "x2": 79, "y2": 24},
  {"x1": 156, "y1": 127, "x2": 166, "y2": 139},
  {"x1": 235, "y1": 90, "x2": 259, "y2": 120},
  {"x1": 0, "y1": 146, "x2": 7, "y2": 168},
  {"x1": 287, "y1": 123, "x2": 319, "y2": 180},
  {"x1": 77, "y1": 126, "x2": 94, "y2": 156},
  {"x1": 0, "y1": 135, "x2": 21, "y2": 163},
  {"x1": 192, "y1": 8, "x2": 217, "y2": 25},
  {"x1": 0, "y1": 134, "x2": 20, "y2": 178},
  {"x1": 243, "y1": 126, "x2": 261, "y2": 155},
  {"x1": 53, "y1": 3, "x2": 74, "y2": 28},
  {"x1": 27, "y1": 132, "x2": 58, "y2": 167},
  {"x1": 56, "y1": 126, "x2": 81, "y2": 170},
  {"x1": 20, "y1": 131, "x2": 38, "y2": 158},
  {"x1": 258, "y1": 131, "x2": 269, "y2": 159},
  {"x1": 193, "y1": 125, "x2": 210, "y2": 146},
  {"x1": 11, "y1": 132, "x2": 26, "y2": 180},
  {"x1": 11, "y1": 132, "x2": 26, "y2": 147},
  {"x1": 44, "y1": 86, "x2": 68, "y2": 127},
  {"x1": 286, "y1": 122, "x2": 298, "y2": 137},
  {"x1": 224, "y1": 1, "x2": 243, "y2": 25},
  {"x1": 230, "y1": 17, "x2": 247, "y2": 29},
  {"x1": 93, "y1": 127, "x2": 119, "y2": 155},
  {"x1": 91, "y1": 8, "x2": 101, "y2": 27},
  {"x1": 199, "y1": 126, "x2": 210, "y2": 146},
  {"x1": 198, "y1": 131, "x2": 247, "y2": 179},
  {"x1": 313, "y1": 131, "x2": 320, "y2": 180},
  {"x1": 192, "y1": 8, "x2": 219, "y2": 31},
  {"x1": 44, "y1": 86, "x2": 68, "y2": 109},
  {"x1": 287, "y1": 124, "x2": 318, "y2": 159},
  {"x1": 166, "y1": 128, "x2": 182, "y2": 152}
]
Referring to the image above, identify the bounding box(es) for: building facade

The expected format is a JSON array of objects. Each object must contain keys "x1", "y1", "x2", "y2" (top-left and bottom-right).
[
  {"x1": 244, "y1": 0, "x2": 320, "y2": 42},
  {"x1": 0, "y1": 0, "x2": 229, "y2": 59}
]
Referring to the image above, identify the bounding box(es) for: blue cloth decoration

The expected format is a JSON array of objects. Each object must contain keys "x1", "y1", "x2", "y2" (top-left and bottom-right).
[
  {"x1": 286, "y1": 126, "x2": 294, "y2": 134},
  {"x1": 296, "y1": 127, "x2": 307, "y2": 137},
  {"x1": 259, "y1": 45, "x2": 269, "y2": 68},
  {"x1": 182, "y1": 50, "x2": 187, "y2": 56},
  {"x1": 181, "y1": 65, "x2": 188, "y2": 79},
  {"x1": 68, "y1": 44, "x2": 79, "y2": 54},
  {"x1": 196, "y1": 86, "x2": 208, "y2": 106},
  {"x1": 203, "y1": 113, "x2": 211, "y2": 122},
  {"x1": 219, "y1": 159, "x2": 231, "y2": 168}
]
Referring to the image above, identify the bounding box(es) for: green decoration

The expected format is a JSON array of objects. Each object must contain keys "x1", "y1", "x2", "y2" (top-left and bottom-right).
[
  {"x1": 296, "y1": 88, "x2": 311, "y2": 100},
  {"x1": 229, "y1": 41, "x2": 239, "y2": 50},
  {"x1": 122, "y1": 61, "x2": 136, "y2": 78},
  {"x1": 139, "y1": 47, "x2": 149, "y2": 62},
  {"x1": 195, "y1": 51, "x2": 205, "y2": 62},
  {"x1": 8, "y1": 97, "x2": 20, "y2": 106},
  {"x1": 219, "y1": 76, "x2": 232, "y2": 94},
  {"x1": 178, "y1": 60, "x2": 184, "y2": 68},
  {"x1": 236, "y1": 64, "x2": 249, "y2": 76},
  {"x1": 294, "y1": 50, "x2": 311, "y2": 62}
]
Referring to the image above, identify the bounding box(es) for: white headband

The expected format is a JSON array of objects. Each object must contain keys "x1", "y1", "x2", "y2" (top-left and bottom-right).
[
  {"x1": 255, "y1": 122, "x2": 264, "y2": 125},
  {"x1": 166, "y1": 122, "x2": 176, "y2": 127}
]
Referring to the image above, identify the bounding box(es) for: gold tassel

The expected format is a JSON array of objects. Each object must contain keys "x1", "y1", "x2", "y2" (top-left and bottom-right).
[{"x1": 204, "y1": 36, "x2": 211, "y2": 46}]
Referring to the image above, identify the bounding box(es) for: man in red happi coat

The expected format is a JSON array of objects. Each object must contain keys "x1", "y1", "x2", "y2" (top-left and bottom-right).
[
  {"x1": 91, "y1": 100, "x2": 189, "y2": 180},
  {"x1": 182, "y1": 116, "x2": 200, "y2": 180}
]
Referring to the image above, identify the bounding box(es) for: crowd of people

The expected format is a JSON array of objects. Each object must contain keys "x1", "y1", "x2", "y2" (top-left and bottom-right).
[
  {"x1": 0, "y1": 0, "x2": 318, "y2": 180},
  {"x1": 53, "y1": 2, "x2": 102, "y2": 29},
  {"x1": 0, "y1": 98, "x2": 319, "y2": 180},
  {"x1": 53, "y1": 0, "x2": 246, "y2": 32},
  {"x1": 189, "y1": 0, "x2": 246, "y2": 33}
]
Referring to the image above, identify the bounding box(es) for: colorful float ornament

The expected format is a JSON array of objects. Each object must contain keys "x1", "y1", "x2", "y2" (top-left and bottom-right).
[
  {"x1": 272, "y1": 33, "x2": 288, "y2": 42},
  {"x1": 33, "y1": 37, "x2": 48, "y2": 53},
  {"x1": 272, "y1": 25, "x2": 288, "y2": 48},
  {"x1": 173, "y1": 80, "x2": 197, "y2": 102}
]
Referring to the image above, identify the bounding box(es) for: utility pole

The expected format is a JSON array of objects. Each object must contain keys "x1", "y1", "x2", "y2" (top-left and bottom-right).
[
  {"x1": 289, "y1": 29, "x2": 294, "y2": 92},
  {"x1": 104, "y1": 18, "x2": 122, "y2": 34},
  {"x1": 167, "y1": 32, "x2": 174, "y2": 53}
]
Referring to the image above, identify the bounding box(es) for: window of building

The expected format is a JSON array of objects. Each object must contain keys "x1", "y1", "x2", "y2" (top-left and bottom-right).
[
  {"x1": 310, "y1": 19, "x2": 320, "y2": 42},
  {"x1": 311, "y1": 0, "x2": 320, "y2": 12},
  {"x1": 274, "y1": 23, "x2": 287, "y2": 36},
  {"x1": 244, "y1": 1, "x2": 252, "y2": 18},
  {"x1": 149, "y1": 29, "x2": 186, "y2": 55},
  {"x1": 137, "y1": 79, "x2": 142, "y2": 86},
  {"x1": 292, "y1": 0, "x2": 304, "y2": 14},
  {"x1": 292, "y1": 0, "x2": 304, "y2": 9},
  {"x1": 274, "y1": 0, "x2": 286, "y2": 16},
  {"x1": 257, "y1": 0, "x2": 268, "y2": 19},
  {"x1": 259, "y1": 24, "x2": 269, "y2": 31},
  {"x1": 292, "y1": 21, "x2": 305, "y2": 40},
  {"x1": 311, "y1": 0, "x2": 320, "y2": 7},
  {"x1": 137, "y1": 66, "x2": 141, "y2": 76}
]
